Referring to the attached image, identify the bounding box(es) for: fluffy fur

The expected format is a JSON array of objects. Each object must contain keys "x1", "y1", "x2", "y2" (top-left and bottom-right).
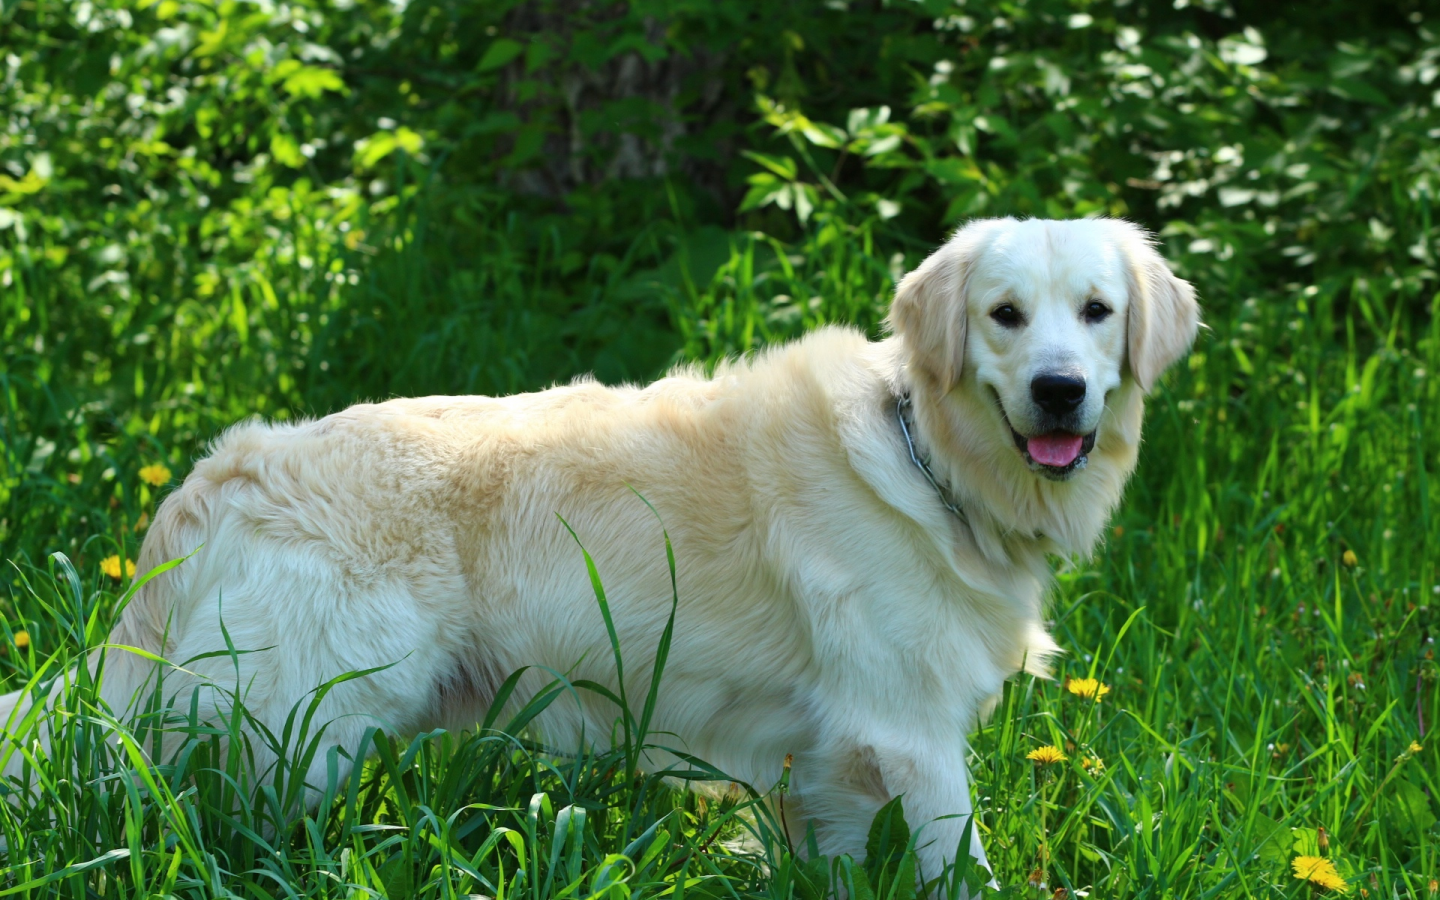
[{"x1": 0, "y1": 217, "x2": 1198, "y2": 886}]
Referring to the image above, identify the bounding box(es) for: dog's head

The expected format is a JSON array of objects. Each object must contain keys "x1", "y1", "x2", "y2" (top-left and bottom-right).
[{"x1": 888, "y1": 217, "x2": 1199, "y2": 483}]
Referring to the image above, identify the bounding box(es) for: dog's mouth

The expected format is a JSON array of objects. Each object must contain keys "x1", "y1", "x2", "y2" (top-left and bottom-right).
[
  {"x1": 1009, "y1": 426, "x2": 1096, "y2": 479},
  {"x1": 990, "y1": 389, "x2": 1096, "y2": 480}
]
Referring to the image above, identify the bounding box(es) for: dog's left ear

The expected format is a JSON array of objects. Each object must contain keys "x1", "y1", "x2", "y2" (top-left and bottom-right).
[
  {"x1": 887, "y1": 219, "x2": 1008, "y2": 393},
  {"x1": 1119, "y1": 223, "x2": 1201, "y2": 392}
]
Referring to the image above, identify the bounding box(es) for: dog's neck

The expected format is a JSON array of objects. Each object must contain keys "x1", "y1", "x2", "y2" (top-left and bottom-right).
[{"x1": 885, "y1": 340, "x2": 1144, "y2": 562}]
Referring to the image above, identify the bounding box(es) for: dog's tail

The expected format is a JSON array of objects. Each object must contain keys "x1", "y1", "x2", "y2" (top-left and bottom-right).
[{"x1": 0, "y1": 471, "x2": 210, "y2": 773}]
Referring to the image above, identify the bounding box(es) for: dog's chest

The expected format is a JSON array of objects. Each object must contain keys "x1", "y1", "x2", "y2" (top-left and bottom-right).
[{"x1": 780, "y1": 512, "x2": 1044, "y2": 722}]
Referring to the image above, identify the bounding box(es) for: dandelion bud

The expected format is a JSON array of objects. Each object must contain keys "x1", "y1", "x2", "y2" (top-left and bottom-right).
[
  {"x1": 1317, "y1": 826, "x2": 1328, "y2": 852},
  {"x1": 1342, "y1": 549, "x2": 1358, "y2": 568}
]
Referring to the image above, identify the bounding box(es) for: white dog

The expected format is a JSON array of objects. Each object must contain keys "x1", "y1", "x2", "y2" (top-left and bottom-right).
[{"x1": 2, "y1": 217, "x2": 1197, "y2": 886}]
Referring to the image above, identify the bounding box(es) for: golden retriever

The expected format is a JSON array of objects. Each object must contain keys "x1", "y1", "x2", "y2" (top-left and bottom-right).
[{"x1": 1, "y1": 216, "x2": 1198, "y2": 887}]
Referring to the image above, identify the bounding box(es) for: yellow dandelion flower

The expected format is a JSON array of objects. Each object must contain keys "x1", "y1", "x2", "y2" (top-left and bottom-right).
[
  {"x1": 1066, "y1": 677, "x2": 1112, "y2": 701},
  {"x1": 1027, "y1": 745, "x2": 1067, "y2": 765},
  {"x1": 1342, "y1": 549, "x2": 1358, "y2": 568},
  {"x1": 1409, "y1": 741, "x2": 1423, "y2": 755},
  {"x1": 1292, "y1": 856, "x2": 1347, "y2": 892},
  {"x1": 13, "y1": 630, "x2": 30, "y2": 650},
  {"x1": 1081, "y1": 756, "x2": 1105, "y2": 772},
  {"x1": 100, "y1": 555, "x2": 136, "y2": 580},
  {"x1": 139, "y1": 463, "x2": 172, "y2": 487}
]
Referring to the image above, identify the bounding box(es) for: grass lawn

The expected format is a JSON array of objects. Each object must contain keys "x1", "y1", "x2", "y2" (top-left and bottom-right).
[{"x1": 3, "y1": 221, "x2": 1436, "y2": 896}]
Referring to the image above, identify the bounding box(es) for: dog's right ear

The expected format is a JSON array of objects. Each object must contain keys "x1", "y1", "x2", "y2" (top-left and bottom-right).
[{"x1": 886, "y1": 219, "x2": 1006, "y2": 394}]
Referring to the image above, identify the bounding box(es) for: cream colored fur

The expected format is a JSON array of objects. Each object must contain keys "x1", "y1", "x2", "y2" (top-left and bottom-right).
[{"x1": 0, "y1": 217, "x2": 1198, "y2": 887}]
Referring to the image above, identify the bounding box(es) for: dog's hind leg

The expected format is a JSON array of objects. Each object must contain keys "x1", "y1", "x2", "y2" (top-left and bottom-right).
[{"x1": 145, "y1": 539, "x2": 471, "y2": 810}]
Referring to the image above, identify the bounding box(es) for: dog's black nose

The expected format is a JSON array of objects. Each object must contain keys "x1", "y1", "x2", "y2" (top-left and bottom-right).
[{"x1": 1031, "y1": 373, "x2": 1086, "y2": 416}]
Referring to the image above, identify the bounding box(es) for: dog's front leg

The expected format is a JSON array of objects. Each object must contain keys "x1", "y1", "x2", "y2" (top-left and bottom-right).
[
  {"x1": 873, "y1": 739, "x2": 993, "y2": 893},
  {"x1": 797, "y1": 734, "x2": 993, "y2": 895}
]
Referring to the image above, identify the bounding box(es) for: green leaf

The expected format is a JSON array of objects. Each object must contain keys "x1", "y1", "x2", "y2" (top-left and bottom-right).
[
  {"x1": 270, "y1": 132, "x2": 305, "y2": 169},
  {"x1": 740, "y1": 151, "x2": 798, "y2": 180},
  {"x1": 739, "y1": 178, "x2": 787, "y2": 213},
  {"x1": 379, "y1": 855, "x2": 414, "y2": 899},
  {"x1": 800, "y1": 121, "x2": 847, "y2": 148},
  {"x1": 393, "y1": 126, "x2": 424, "y2": 155},
  {"x1": 281, "y1": 65, "x2": 347, "y2": 99},
  {"x1": 794, "y1": 855, "x2": 831, "y2": 900},
  {"x1": 1251, "y1": 814, "x2": 1290, "y2": 867},
  {"x1": 504, "y1": 123, "x2": 545, "y2": 166},
  {"x1": 478, "y1": 38, "x2": 525, "y2": 72},
  {"x1": 926, "y1": 157, "x2": 982, "y2": 186},
  {"x1": 1289, "y1": 827, "x2": 1319, "y2": 857},
  {"x1": 865, "y1": 796, "x2": 911, "y2": 875},
  {"x1": 793, "y1": 183, "x2": 816, "y2": 223},
  {"x1": 862, "y1": 134, "x2": 903, "y2": 157},
  {"x1": 354, "y1": 132, "x2": 398, "y2": 170},
  {"x1": 353, "y1": 128, "x2": 422, "y2": 170},
  {"x1": 847, "y1": 106, "x2": 891, "y2": 135},
  {"x1": 843, "y1": 861, "x2": 876, "y2": 900},
  {"x1": 1388, "y1": 779, "x2": 1437, "y2": 835},
  {"x1": 0, "y1": 848, "x2": 130, "y2": 894}
]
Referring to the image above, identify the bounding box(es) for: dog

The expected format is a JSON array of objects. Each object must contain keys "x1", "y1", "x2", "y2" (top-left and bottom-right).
[{"x1": 1, "y1": 216, "x2": 1198, "y2": 887}]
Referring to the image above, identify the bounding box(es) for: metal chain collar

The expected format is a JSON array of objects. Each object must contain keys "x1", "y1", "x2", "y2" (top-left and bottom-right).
[{"x1": 895, "y1": 393, "x2": 967, "y2": 523}]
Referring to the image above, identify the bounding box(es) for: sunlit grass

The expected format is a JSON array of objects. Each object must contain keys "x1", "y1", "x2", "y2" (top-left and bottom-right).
[{"x1": 3, "y1": 198, "x2": 1438, "y2": 896}]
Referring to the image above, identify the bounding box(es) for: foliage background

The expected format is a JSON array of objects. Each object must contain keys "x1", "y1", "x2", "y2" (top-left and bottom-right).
[{"x1": 1, "y1": 0, "x2": 1438, "y2": 895}]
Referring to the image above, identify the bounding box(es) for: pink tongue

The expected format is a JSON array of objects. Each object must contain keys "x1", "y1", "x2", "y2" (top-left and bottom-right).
[{"x1": 1028, "y1": 433, "x2": 1084, "y2": 467}]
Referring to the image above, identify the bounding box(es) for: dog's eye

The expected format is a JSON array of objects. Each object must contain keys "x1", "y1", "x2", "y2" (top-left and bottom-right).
[
  {"x1": 990, "y1": 304, "x2": 1023, "y2": 327},
  {"x1": 1084, "y1": 300, "x2": 1112, "y2": 323}
]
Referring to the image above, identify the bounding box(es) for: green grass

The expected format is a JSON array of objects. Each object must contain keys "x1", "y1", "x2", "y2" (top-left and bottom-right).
[{"x1": 1, "y1": 208, "x2": 1437, "y2": 896}]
